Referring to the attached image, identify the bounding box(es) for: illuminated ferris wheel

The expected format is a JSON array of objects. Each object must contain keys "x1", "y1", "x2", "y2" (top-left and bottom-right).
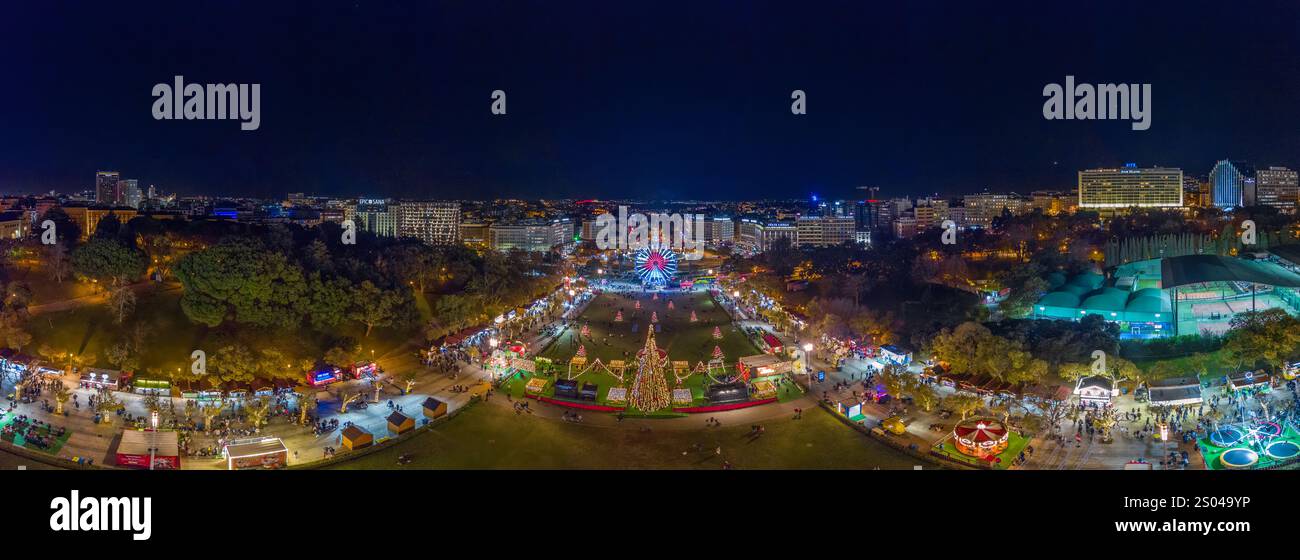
[{"x1": 634, "y1": 246, "x2": 679, "y2": 286}]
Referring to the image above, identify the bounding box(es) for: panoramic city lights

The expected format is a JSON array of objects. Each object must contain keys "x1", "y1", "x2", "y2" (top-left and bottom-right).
[{"x1": 3, "y1": 1, "x2": 1298, "y2": 544}]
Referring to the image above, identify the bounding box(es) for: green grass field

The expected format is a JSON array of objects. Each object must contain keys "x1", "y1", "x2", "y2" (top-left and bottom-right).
[
  {"x1": 521, "y1": 290, "x2": 766, "y2": 408},
  {"x1": 327, "y1": 402, "x2": 920, "y2": 469}
]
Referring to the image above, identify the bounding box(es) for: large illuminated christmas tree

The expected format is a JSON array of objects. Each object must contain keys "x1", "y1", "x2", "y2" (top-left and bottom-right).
[{"x1": 629, "y1": 328, "x2": 671, "y2": 413}]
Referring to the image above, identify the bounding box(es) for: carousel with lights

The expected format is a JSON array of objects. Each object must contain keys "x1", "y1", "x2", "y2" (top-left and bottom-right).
[{"x1": 952, "y1": 417, "x2": 1010, "y2": 459}]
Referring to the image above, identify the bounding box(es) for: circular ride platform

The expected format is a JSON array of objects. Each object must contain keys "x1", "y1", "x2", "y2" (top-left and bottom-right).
[
  {"x1": 1220, "y1": 448, "x2": 1259, "y2": 469},
  {"x1": 1265, "y1": 441, "x2": 1300, "y2": 461},
  {"x1": 1207, "y1": 426, "x2": 1244, "y2": 448}
]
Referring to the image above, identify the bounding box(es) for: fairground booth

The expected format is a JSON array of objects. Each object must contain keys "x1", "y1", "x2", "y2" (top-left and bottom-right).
[
  {"x1": 341, "y1": 425, "x2": 373, "y2": 451},
  {"x1": 0, "y1": 349, "x2": 33, "y2": 376},
  {"x1": 1073, "y1": 375, "x2": 1117, "y2": 405},
  {"x1": 835, "y1": 398, "x2": 868, "y2": 422},
  {"x1": 736, "y1": 354, "x2": 791, "y2": 381},
  {"x1": 387, "y1": 411, "x2": 414, "y2": 435},
  {"x1": 306, "y1": 364, "x2": 346, "y2": 387},
  {"x1": 1228, "y1": 371, "x2": 1272, "y2": 392},
  {"x1": 878, "y1": 345, "x2": 912, "y2": 366},
  {"x1": 706, "y1": 382, "x2": 749, "y2": 405},
  {"x1": 554, "y1": 378, "x2": 579, "y2": 399},
  {"x1": 82, "y1": 368, "x2": 122, "y2": 390},
  {"x1": 223, "y1": 437, "x2": 288, "y2": 470},
  {"x1": 759, "y1": 332, "x2": 783, "y2": 354},
  {"x1": 352, "y1": 361, "x2": 379, "y2": 380},
  {"x1": 132, "y1": 378, "x2": 170, "y2": 396},
  {"x1": 115, "y1": 429, "x2": 181, "y2": 470},
  {"x1": 422, "y1": 397, "x2": 448, "y2": 419},
  {"x1": 1147, "y1": 377, "x2": 1203, "y2": 406}
]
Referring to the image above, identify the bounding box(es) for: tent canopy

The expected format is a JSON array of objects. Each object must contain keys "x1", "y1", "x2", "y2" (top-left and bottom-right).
[{"x1": 1161, "y1": 255, "x2": 1300, "y2": 288}]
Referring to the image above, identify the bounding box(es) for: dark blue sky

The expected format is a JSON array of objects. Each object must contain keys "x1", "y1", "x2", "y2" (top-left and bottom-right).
[{"x1": 2, "y1": 1, "x2": 1298, "y2": 201}]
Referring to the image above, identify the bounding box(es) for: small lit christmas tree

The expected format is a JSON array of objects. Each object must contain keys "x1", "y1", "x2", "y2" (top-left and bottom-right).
[
  {"x1": 690, "y1": 310, "x2": 698, "y2": 322},
  {"x1": 650, "y1": 311, "x2": 658, "y2": 323},
  {"x1": 615, "y1": 310, "x2": 624, "y2": 322},
  {"x1": 652, "y1": 292, "x2": 659, "y2": 301},
  {"x1": 576, "y1": 344, "x2": 587, "y2": 358},
  {"x1": 712, "y1": 326, "x2": 723, "y2": 339},
  {"x1": 580, "y1": 324, "x2": 590, "y2": 337},
  {"x1": 635, "y1": 300, "x2": 641, "y2": 310},
  {"x1": 667, "y1": 300, "x2": 674, "y2": 310},
  {"x1": 712, "y1": 345, "x2": 724, "y2": 360}
]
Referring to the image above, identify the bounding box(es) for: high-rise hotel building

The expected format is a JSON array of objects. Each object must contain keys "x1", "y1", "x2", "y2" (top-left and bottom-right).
[
  {"x1": 395, "y1": 201, "x2": 460, "y2": 245},
  {"x1": 1077, "y1": 164, "x2": 1183, "y2": 211}
]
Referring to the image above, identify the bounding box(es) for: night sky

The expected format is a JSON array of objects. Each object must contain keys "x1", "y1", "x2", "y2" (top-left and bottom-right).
[{"x1": 2, "y1": 1, "x2": 1299, "y2": 201}]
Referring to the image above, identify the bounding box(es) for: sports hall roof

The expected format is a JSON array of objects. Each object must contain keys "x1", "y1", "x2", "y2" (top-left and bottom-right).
[{"x1": 1161, "y1": 254, "x2": 1300, "y2": 289}]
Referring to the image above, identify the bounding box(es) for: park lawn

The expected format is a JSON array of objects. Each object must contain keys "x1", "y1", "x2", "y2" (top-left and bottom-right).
[
  {"x1": 26, "y1": 289, "x2": 202, "y2": 374},
  {"x1": 327, "y1": 403, "x2": 919, "y2": 469},
  {"x1": 8, "y1": 266, "x2": 96, "y2": 306},
  {"x1": 533, "y1": 290, "x2": 762, "y2": 407}
]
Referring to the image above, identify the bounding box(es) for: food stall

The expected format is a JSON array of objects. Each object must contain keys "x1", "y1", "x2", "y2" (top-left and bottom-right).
[
  {"x1": 132, "y1": 378, "x2": 170, "y2": 396},
  {"x1": 306, "y1": 366, "x2": 345, "y2": 387},
  {"x1": 223, "y1": 437, "x2": 288, "y2": 470},
  {"x1": 81, "y1": 368, "x2": 122, "y2": 390},
  {"x1": 115, "y1": 429, "x2": 181, "y2": 470}
]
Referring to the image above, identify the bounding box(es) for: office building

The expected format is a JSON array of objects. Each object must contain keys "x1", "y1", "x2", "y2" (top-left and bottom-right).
[
  {"x1": 962, "y1": 192, "x2": 1025, "y2": 228},
  {"x1": 1255, "y1": 166, "x2": 1299, "y2": 210},
  {"x1": 95, "y1": 171, "x2": 121, "y2": 205},
  {"x1": 1208, "y1": 160, "x2": 1254, "y2": 209},
  {"x1": 489, "y1": 218, "x2": 573, "y2": 252}
]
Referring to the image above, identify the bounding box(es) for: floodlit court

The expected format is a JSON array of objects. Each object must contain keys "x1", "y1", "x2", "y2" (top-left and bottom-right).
[{"x1": 1034, "y1": 253, "x2": 1300, "y2": 339}]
